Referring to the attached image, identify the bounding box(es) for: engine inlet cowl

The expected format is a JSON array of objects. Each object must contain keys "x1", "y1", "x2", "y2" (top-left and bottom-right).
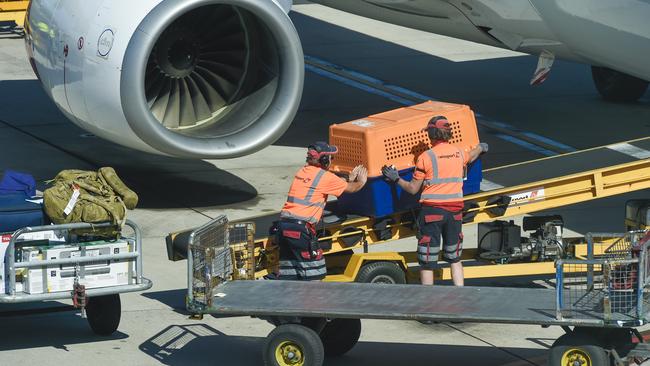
[{"x1": 121, "y1": 0, "x2": 303, "y2": 158}]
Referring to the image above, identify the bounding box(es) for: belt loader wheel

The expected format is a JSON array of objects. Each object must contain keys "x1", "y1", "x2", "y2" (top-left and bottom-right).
[
  {"x1": 264, "y1": 324, "x2": 324, "y2": 366},
  {"x1": 319, "y1": 318, "x2": 361, "y2": 357},
  {"x1": 356, "y1": 261, "x2": 406, "y2": 284},
  {"x1": 86, "y1": 294, "x2": 121, "y2": 336},
  {"x1": 548, "y1": 333, "x2": 609, "y2": 366}
]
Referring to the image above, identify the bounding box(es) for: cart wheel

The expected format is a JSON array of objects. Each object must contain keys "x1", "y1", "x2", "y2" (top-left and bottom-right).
[
  {"x1": 264, "y1": 324, "x2": 324, "y2": 366},
  {"x1": 548, "y1": 333, "x2": 609, "y2": 366},
  {"x1": 319, "y1": 318, "x2": 361, "y2": 357},
  {"x1": 356, "y1": 261, "x2": 406, "y2": 284},
  {"x1": 86, "y1": 294, "x2": 121, "y2": 336}
]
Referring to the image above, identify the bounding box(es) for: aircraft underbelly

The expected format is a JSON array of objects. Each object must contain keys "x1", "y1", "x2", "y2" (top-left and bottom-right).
[
  {"x1": 530, "y1": 0, "x2": 650, "y2": 81},
  {"x1": 310, "y1": 0, "x2": 650, "y2": 81},
  {"x1": 309, "y1": 0, "x2": 501, "y2": 47}
]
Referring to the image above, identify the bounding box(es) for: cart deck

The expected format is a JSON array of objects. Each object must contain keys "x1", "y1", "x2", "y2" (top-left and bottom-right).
[
  {"x1": 185, "y1": 216, "x2": 650, "y2": 365},
  {"x1": 202, "y1": 280, "x2": 639, "y2": 327}
]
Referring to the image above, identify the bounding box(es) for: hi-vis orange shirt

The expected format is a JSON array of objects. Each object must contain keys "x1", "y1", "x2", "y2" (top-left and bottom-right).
[
  {"x1": 280, "y1": 165, "x2": 348, "y2": 223},
  {"x1": 413, "y1": 142, "x2": 469, "y2": 210}
]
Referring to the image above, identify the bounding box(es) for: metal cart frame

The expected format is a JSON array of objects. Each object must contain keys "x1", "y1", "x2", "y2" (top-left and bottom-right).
[
  {"x1": 184, "y1": 216, "x2": 650, "y2": 366},
  {"x1": 1, "y1": 220, "x2": 153, "y2": 335}
]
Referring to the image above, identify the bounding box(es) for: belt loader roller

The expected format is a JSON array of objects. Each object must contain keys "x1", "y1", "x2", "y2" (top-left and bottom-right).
[{"x1": 167, "y1": 137, "x2": 650, "y2": 283}]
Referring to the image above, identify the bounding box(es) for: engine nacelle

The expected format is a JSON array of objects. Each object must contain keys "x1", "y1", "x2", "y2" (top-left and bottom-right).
[{"x1": 24, "y1": 0, "x2": 303, "y2": 158}]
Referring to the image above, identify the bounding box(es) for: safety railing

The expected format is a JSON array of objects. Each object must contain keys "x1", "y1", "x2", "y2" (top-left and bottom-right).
[
  {"x1": 2, "y1": 220, "x2": 152, "y2": 303},
  {"x1": 556, "y1": 231, "x2": 650, "y2": 326},
  {"x1": 186, "y1": 215, "x2": 255, "y2": 313}
]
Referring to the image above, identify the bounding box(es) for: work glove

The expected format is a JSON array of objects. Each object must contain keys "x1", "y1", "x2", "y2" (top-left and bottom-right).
[
  {"x1": 479, "y1": 142, "x2": 489, "y2": 154},
  {"x1": 349, "y1": 165, "x2": 362, "y2": 181},
  {"x1": 381, "y1": 165, "x2": 400, "y2": 183}
]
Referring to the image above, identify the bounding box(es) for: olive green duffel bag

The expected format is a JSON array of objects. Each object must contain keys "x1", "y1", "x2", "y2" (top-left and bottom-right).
[{"x1": 43, "y1": 167, "x2": 138, "y2": 237}]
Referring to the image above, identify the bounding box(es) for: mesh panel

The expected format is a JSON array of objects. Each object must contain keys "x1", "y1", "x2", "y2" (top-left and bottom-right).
[
  {"x1": 448, "y1": 120, "x2": 464, "y2": 144},
  {"x1": 330, "y1": 135, "x2": 366, "y2": 170},
  {"x1": 557, "y1": 231, "x2": 650, "y2": 324},
  {"x1": 383, "y1": 131, "x2": 430, "y2": 161},
  {"x1": 189, "y1": 216, "x2": 255, "y2": 310},
  {"x1": 558, "y1": 261, "x2": 641, "y2": 322},
  {"x1": 329, "y1": 102, "x2": 479, "y2": 174},
  {"x1": 228, "y1": 223, "x2": 256, "y2": 280}
]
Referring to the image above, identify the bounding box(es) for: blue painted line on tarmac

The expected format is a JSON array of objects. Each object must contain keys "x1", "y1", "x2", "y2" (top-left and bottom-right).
[
  {"x1": 520, "y1": 132, "x2": 578, "y2": 152},
  {"x1": 473, "y1": 115, "x2": 576, "y2": 152},
  {"x1": 494, "y1": 134, "x2": 556, "y2": 156},
  {"x1": 305, "y1": 55, "x2": 577, "y2": 155},
  {"x1": 305, "y1": 64, "x2": 414, "y2": 105}
]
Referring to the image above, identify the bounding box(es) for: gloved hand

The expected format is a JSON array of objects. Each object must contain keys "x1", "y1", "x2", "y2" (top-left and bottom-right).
[
  {"x1": 356, "y1": 166, "x2": 368, "y2": 185},
  {"x1": 381, "y1": 165, "x2": 400, "y2": 183},
  {"x1": 349, "y1": 165, "x2": 362, "y2": 181},
  {"x1": 479, "y1": 142, "x2": 489, "y2": 154}
]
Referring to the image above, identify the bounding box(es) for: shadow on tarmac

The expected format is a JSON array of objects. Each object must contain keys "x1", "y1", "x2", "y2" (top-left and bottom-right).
[
  {"x1": 141, "y1": 289, "x2": 189, "y2": 315},
  {"x1": 138, "y1": 323, "x2": 547, "y2": 366},
  {"x1": 0, "y1": 309, "x2": 128, "y2": 351},
  {"x1": 0, "y1": 80, "x2": 257, "y2": 209}
]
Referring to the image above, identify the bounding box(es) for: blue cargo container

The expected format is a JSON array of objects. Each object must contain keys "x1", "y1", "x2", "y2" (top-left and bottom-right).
[{"x1": 337, "y1": 159, "x2": 482, "y2": 217}]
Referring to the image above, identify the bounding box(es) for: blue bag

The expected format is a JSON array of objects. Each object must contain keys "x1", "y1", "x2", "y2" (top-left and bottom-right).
[
  {"x1": 0, "y1": 193, "x2": 45, "y2": 233},
  {"x1": 0, "y1": 170, "x2": 36, "y2": 197}
]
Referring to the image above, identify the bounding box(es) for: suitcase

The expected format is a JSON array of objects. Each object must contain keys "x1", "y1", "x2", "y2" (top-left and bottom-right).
[{"x1": 0, "y1": 193, "x2": 45, "y2": 233}]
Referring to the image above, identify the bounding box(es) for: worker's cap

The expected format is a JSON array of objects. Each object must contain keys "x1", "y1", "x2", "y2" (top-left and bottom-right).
[
  {"x1": 424, "y1": 116, "x2": 451, "y2": 132},
  {"x1": 307, "y1": 141, "x2": 338, "y2": 159}
]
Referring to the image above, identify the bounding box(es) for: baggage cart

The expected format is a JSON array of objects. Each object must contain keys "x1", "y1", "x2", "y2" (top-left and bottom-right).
[
  {"x1": 185, "y1": 216, "x2": 650, "y2": 366},
  {"x1": 1, "y1": 220, "x2": 153, "y2": 335}
]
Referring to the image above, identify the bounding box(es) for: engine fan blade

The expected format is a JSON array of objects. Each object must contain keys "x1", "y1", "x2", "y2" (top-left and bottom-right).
[
  {"x1": 146, "y1": 72, "x2": 167, "y2": 107},
  {"x1": 185, "y1": 76, "x2": 212, "y2": 121},
  {"x1": 178, "y1": 79, "x2": 197, "y2": 127},
  {"x1": 201, "y1": 32, "x2": 246, "y2": 52},
  {"x1": 191, "y1": 72, "x2": 227, "y2": 112},
  {"x1": 197, "y1": 60, "x2": 244, "y2": 84},
  {"x1": 195, "y1": 66, "x2": 237, "y2": 103},
  {"x1": 163, "y1": 80, "x2": 181, "y2": 128},
  {"x1": 151, "y1": 78, "x2": 172, "y2": 122},
  {"x1": 200, "y1": 50, "x2": 245, "y2": 66}
]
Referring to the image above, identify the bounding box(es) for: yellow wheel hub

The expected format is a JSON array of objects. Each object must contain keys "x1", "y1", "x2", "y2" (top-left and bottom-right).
[
  {"x1": 561, "y1": 348, "x2": 592, "y2": 366},
  {"x1": 275, "y1": 341, "x2": 304, "y2": 366}
]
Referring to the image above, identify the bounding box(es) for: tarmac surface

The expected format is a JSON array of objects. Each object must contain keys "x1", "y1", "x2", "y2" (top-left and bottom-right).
[{"x1": 1, "y1": 2, "x2": 650, "y2": 365}]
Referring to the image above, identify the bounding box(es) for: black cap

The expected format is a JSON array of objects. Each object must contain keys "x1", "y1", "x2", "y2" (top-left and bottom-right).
[{"x1": 307, "y1": 141, "x2": 338, "y2": 159}]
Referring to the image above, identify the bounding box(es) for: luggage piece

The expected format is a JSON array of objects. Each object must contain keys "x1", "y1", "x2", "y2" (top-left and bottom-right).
[
  {"x1": 0, "y1": 170, "x2": 36, "y2": 197},
  {"x1": 99, "y1": 167, "x2": 138, "y2": 210},
  {"x1": 43, "y1": 168, "x2": 137, "y2": 237},
  {"x1": 0, "y1": 193, "x2": 45, "y2": 232},
  {"x1": 336, "y1": 160, "x2": 482, "y2": 217},
  {"x1": 329, "y1": 101, "x2": 483, "y2": 217}
]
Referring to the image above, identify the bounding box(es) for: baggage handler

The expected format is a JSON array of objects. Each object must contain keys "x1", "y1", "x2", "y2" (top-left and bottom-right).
[
  {"x1": 382, "y1": 116, "x2": 488, "y2": 286},
  {"x1": 274, "y1": 141, "x2": 368, "y2": 281}
]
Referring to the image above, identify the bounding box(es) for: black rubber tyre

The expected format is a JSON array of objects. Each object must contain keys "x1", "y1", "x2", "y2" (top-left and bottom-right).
[
  {"x1": 592, "y1": 66, "x2": 648, "y2": 102},
  {"x1": 263, "y1": 324, "x2": 325, "y2": 366},
  {"x1": 548, "y1": 333, "x2": 609, "y2": 366},
  {"x1": 319, "y1": 318, "x2": 361, "y2": 357},
  {"x1": 355, "y1": 261, "x2": 406, "y2": 284},
  {"x1": 86, "y1": 294, "x2": 121, "y2": 336}
]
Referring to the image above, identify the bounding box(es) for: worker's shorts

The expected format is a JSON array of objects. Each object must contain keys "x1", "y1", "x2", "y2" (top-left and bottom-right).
[
  {"x1": 274, "y1": 221, "x2": 326, "y2": 281},
  {"x1": 417, "y1": 206, "x2": 463, "y2": 269}
]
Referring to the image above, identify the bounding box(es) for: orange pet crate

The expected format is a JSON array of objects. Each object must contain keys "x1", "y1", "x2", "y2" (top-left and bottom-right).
[{"x1": 329, "y1": 101, "x2": 480, "y2": 176}]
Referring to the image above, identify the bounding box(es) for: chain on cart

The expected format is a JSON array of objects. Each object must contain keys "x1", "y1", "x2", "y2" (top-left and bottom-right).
[{"x1": 555, "y1": 231, "x2": 650, "y2": 325}]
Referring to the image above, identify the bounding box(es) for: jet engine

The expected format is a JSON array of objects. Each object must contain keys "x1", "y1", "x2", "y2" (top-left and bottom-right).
[{"x1": 24, "y1": 0, "x2": 303, "y2": 158}]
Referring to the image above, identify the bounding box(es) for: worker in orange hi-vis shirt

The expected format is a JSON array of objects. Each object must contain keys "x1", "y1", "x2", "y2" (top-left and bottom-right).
[
  {"x1": 382, "y1": 116, "x2": 488, "y2": 287},
  {"x1": 273, "y1": 141, "x2": 368, "y2": 281}
]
